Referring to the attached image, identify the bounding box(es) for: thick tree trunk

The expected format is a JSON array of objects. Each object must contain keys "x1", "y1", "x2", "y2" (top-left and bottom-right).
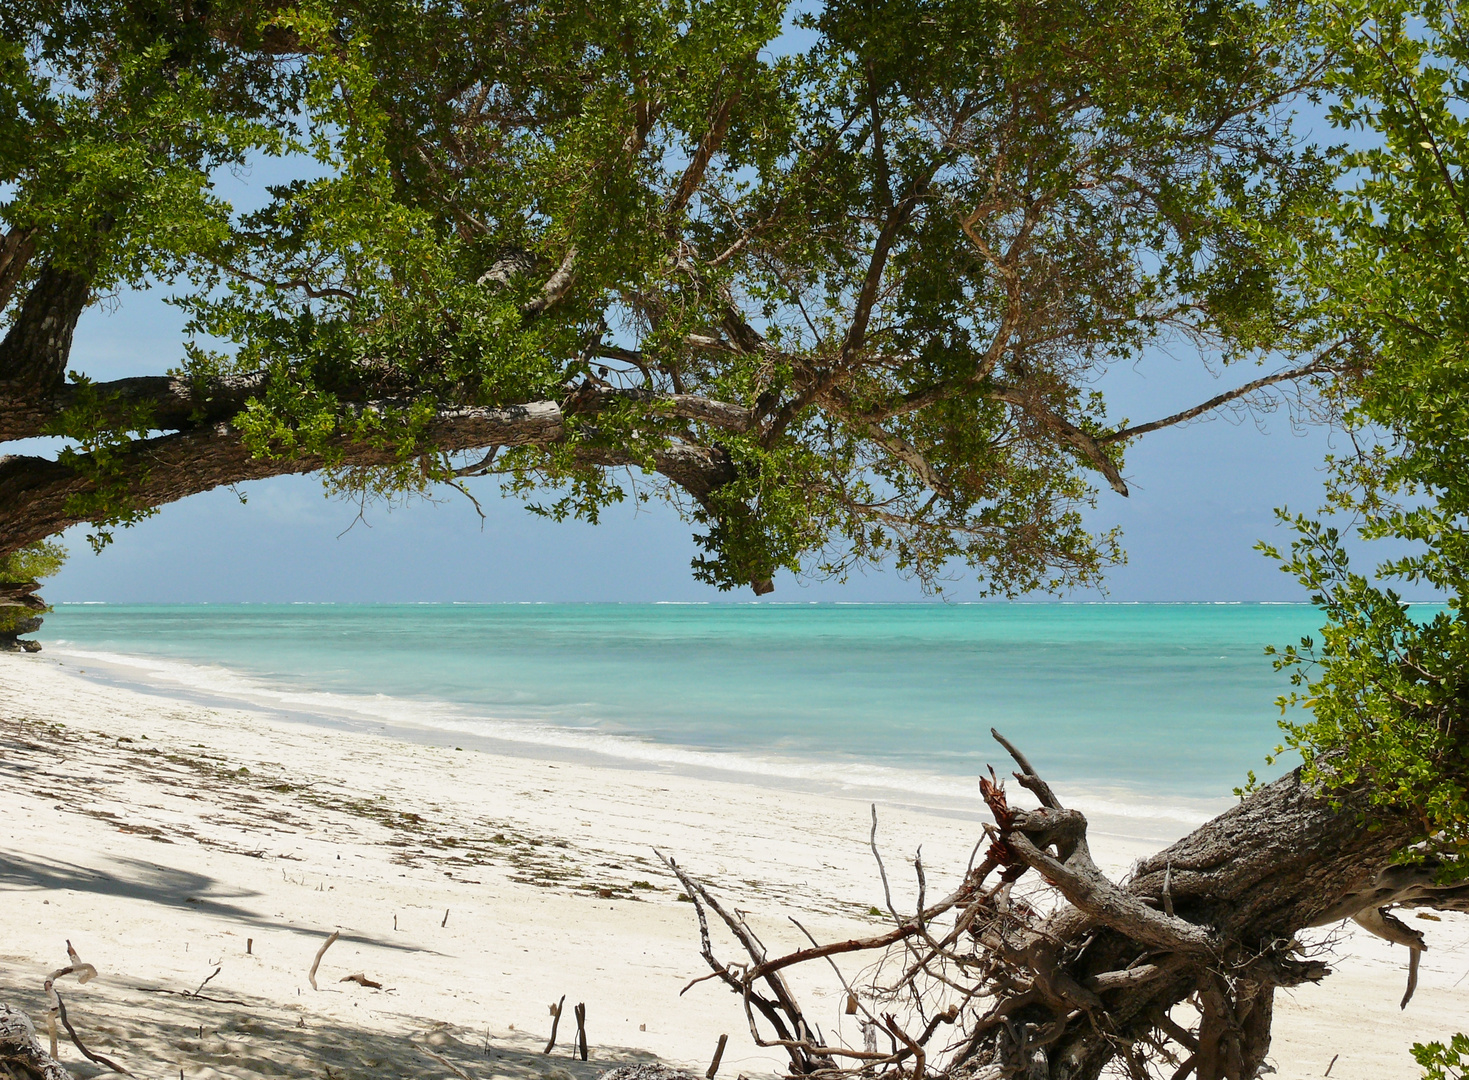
[
  {"x1": 969, "y1": 766, "x2": 1418, "y2": 1080},
  {"x1": 0, "y1": 1004, "x2": 74, "y2": 1080},
  {"x1": 0, "y1": 264, "x2": 91, "y2": 398},
  {"x1": 953, "y1": 762, "x2": 1425, "y2": 1080}
]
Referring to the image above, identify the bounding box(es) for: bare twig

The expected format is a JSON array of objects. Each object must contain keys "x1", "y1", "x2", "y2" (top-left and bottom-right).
[
  {"x1": 416, "y1": 1043, "x2": 478, "y2": 1080},
  {"x1": 1401, "y1": 948, "x2": 1421, "y2": 1010},
  {"x1": 706, "y1": 1033, "x2": 728, "y2": 1079},
  {"x1": 308, "y1": 931, "x2": 340, "y2": 991},
  {"x1": 544, "y1": 996, "x2": 566, "y2": 1054},
  {"x1": 871, "y1": 804, "x2": 899, "y2": 921},
  {"x1": 193, "y1": 967, "x2": 221, "y2": 998},
  {"x1": 52, "y1": 994, "x2": 130, "y2": 1076}
]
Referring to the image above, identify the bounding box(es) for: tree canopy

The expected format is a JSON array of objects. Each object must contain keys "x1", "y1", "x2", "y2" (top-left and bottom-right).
[
  {"x1": 12, "y1": 1, "x2": 1469, "y2": 1075},
  {"x1": 0, "y1": 0, "x2": 1339, "y2": 597},
  {"x1": 1245, "y1": 0, "x2": 1469, "y2": 1068},
  {"x1": 1258, "y1": 0, "x2": 1469, "y2": 880}
]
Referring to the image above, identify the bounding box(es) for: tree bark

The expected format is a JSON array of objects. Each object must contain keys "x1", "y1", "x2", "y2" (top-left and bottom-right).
[
  {"x1": 0, "y1": 263, "x2": 91, "y2": 399},
  {"x1": 0, "y1": 1003, "x2": 74, "y2": 1080},
  {"x1": 1007, "y1": 765, "x2": 1418, "y2": 1075},
  {"x1": 0, "y1": 403, "x2": 737, "y2": 555},
  {"x1": 962, "y1": 764, "x2": 1420, "y2": 1080},
  {"x1": 694, "y1": 752, "x2": 1429, "y2": 1080}
]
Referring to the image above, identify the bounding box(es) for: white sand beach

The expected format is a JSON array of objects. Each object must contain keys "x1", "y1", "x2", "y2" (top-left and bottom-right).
[{"x1": 1, "y1": 655, "x2": 1463, "y2": 1079}]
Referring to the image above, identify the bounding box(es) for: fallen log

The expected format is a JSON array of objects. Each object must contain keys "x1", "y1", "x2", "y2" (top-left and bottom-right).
[{"x1": 668, "y1": 731, "x2": 1431, "y2": 1080}]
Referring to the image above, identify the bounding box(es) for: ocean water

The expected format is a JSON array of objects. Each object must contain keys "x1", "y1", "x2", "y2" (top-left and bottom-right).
[{"x1": 35, "y1": 603, "x2": 1366, "y2": 823}]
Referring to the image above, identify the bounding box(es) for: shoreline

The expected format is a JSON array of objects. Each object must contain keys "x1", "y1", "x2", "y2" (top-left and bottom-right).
[
  {"x1": 38, "y1": 641, "x2": 1234, "y2": 845},
  {"x1": 3, "y1": 654, "x2": 1465, "y2": 1080}
]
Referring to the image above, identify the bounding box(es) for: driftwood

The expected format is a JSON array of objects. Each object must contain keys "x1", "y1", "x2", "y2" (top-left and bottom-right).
[
  {"x1": 50, "y1": 994, "x2": 130, "y2": 1077},
  {"x1": 0, "y1": 1004, "x2": 75, "y2": 1080},
  {"x1": 308, "y1": 931, "x2": 340, "y2": 991},
  {"x1": 544, "y1": 995, "x2": 566, "y2": 1054},
  {"x1": 598, "y1": 1067, "x2": 700, "y2": 1080},
  {"x1": 574, "y1": 1002, "x2": 588, "y2": 1061},
  {"x1": 41, "y1": 944, "x2": 104, "y2": 1067},
  {"x1": 666, "y1": 730, "x2": 1444, "y2": 1080},
  {"x1": 339, "y1": 973, "x2": 383, "y2": 989},
  {"x1": 705, "y1": 1033, "x2": 728, "y2": 1079},
  {"x1": 2, "y1": 943, "x2": 125, "y2": 1078}
]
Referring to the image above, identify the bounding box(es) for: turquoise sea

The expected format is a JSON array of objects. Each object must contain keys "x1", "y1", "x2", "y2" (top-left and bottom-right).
[{"x1": 34, "y1": 603, "x2": 1384, "y2": 825}]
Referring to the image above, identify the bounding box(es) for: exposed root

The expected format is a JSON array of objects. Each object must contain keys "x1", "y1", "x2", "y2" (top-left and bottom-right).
[{"x1": 666, "y1": 731, "x2": 1441, "y2": 1080}]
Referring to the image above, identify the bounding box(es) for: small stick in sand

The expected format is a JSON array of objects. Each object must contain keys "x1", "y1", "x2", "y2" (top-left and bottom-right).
[
  {"x1": 706, "y1": 1034, "x2": 728, "y2": 1079},
  {"x1": 246, "y1": 938, "x2": 252, "y2": 955},
  {"x1": 308, "y1": 931, "x2": 340, "y2": 990},
  {"x1": 193, "y1": 967, "x2": 221, "y2": 998},
  {"x1": 416, "y1": 1044, "x2": 478, "y2": 1080},
  {"x1": 43, "y1": 941, "x2": 99, "y2": 1059},
  {"x1": 543, "y1": 995, "x2": 566, "y2": 1054},
  {"x1": 53, "y1": 992, "x2": 132, "y2": 1076},
  {"x1": 442, "y1": 909, "x2": 449, "y2": 928},
  {"x1": 573, "y1": 1002, "x2": 587, "y2": 1061}
]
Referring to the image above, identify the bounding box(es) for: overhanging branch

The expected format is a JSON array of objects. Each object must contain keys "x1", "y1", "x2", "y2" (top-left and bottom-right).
[
  {"x1": 1100, "y1": 358, "x2": 1339, "y2": 445},
  {"x1": 0, "y1": 399, "x2": 739, "y2": 557}
]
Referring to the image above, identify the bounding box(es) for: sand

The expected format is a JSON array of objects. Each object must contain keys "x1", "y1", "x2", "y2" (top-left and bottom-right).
[{"x1": 1, "y1": 654, "x2": 1463, "y2": 1080}]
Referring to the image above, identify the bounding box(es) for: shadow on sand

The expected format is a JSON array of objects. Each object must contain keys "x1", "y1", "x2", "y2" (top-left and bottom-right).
[
  {"x1": 0, "y1": 849, "x2": 433, "y2": 956},
  {"x1": 0, "y1": 958, "x2": 659, "y2": 1080}
]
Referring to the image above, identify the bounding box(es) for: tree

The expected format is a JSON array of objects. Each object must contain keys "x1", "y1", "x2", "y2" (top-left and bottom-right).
[
  {"x1": 1263, "y1": 0, "x2": 1469, "y2": 1070},
  {"x1": 0, "y1": 1, "x2": 1439, "y2": 1078},
  {"x1": 648, "y1": 2, "x2": 1469, "y2": 1078},
  {"x1": 0, "y1": 0, "x2": 1335, "y2": 618},
  {"x1": 0, "y1": 540, "x2": 64, "y2": 650}
]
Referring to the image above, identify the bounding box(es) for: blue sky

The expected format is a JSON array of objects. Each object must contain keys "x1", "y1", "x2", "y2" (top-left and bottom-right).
[{"x1": 27, "y1": 285, "x2": 1343, "y2": 603}]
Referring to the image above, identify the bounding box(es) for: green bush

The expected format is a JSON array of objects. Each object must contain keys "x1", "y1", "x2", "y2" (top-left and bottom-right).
[{"x1": 1416, "y1": 1034, "x2": 1469, "y2": 1080}]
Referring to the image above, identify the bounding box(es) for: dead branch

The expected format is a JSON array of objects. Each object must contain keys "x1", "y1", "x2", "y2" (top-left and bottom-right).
[
  {"x1": 192, "y1": 967, "x2": 221, "y2": 998},
  {"x1": 308, "y1": 930, "x2": 340, "y2": 990},
  {"x1": 51, "y1": 995, "x2": 130, "y2": 1077},
  {"x1": 706, "y1": 1033, "x2": 728, "y2": 1079},
  {"x1": 656, "y1": 850, "x2": 827, "y2": 1075},
  {"x1": 544, "y1": 995, "x2": 566, "y2": 1054},
  {"x1": 42, "y1": 944, "x2": 98, "y2": 1062},
  {"x1": 1, "y1": 1003, "x2": 75, "y2": 1080},
  {"x1": 416, "y1": 1043, "x2": 478, "y2": 1080},
  {"x1": 663, "y1": 734, "x2": 1348, "y2": 1080},
  {"x1": 1401, "y1": 948, "x2": 1421, "y2": 1010}
]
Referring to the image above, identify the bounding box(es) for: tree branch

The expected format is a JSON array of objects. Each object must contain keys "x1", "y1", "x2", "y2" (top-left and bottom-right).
[
  {"x1": 521, "y1": 247, "x2": 578, "y2": 319},
  {"x1": 0, "y1": 263, "x2": 92, "y2": 398},
  {"x1": 989, "y1": 385, "x2": 1129, "y2": 495},
  {"x1": 0, "y1": 397, "x2": 743, "y2": 557},
  {"x1": 667, "y1": 79, "x2": 746, "y2": 219},
  {"x1": 1099, "y1": 359, "x2": 1338, "y2": 445}
]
